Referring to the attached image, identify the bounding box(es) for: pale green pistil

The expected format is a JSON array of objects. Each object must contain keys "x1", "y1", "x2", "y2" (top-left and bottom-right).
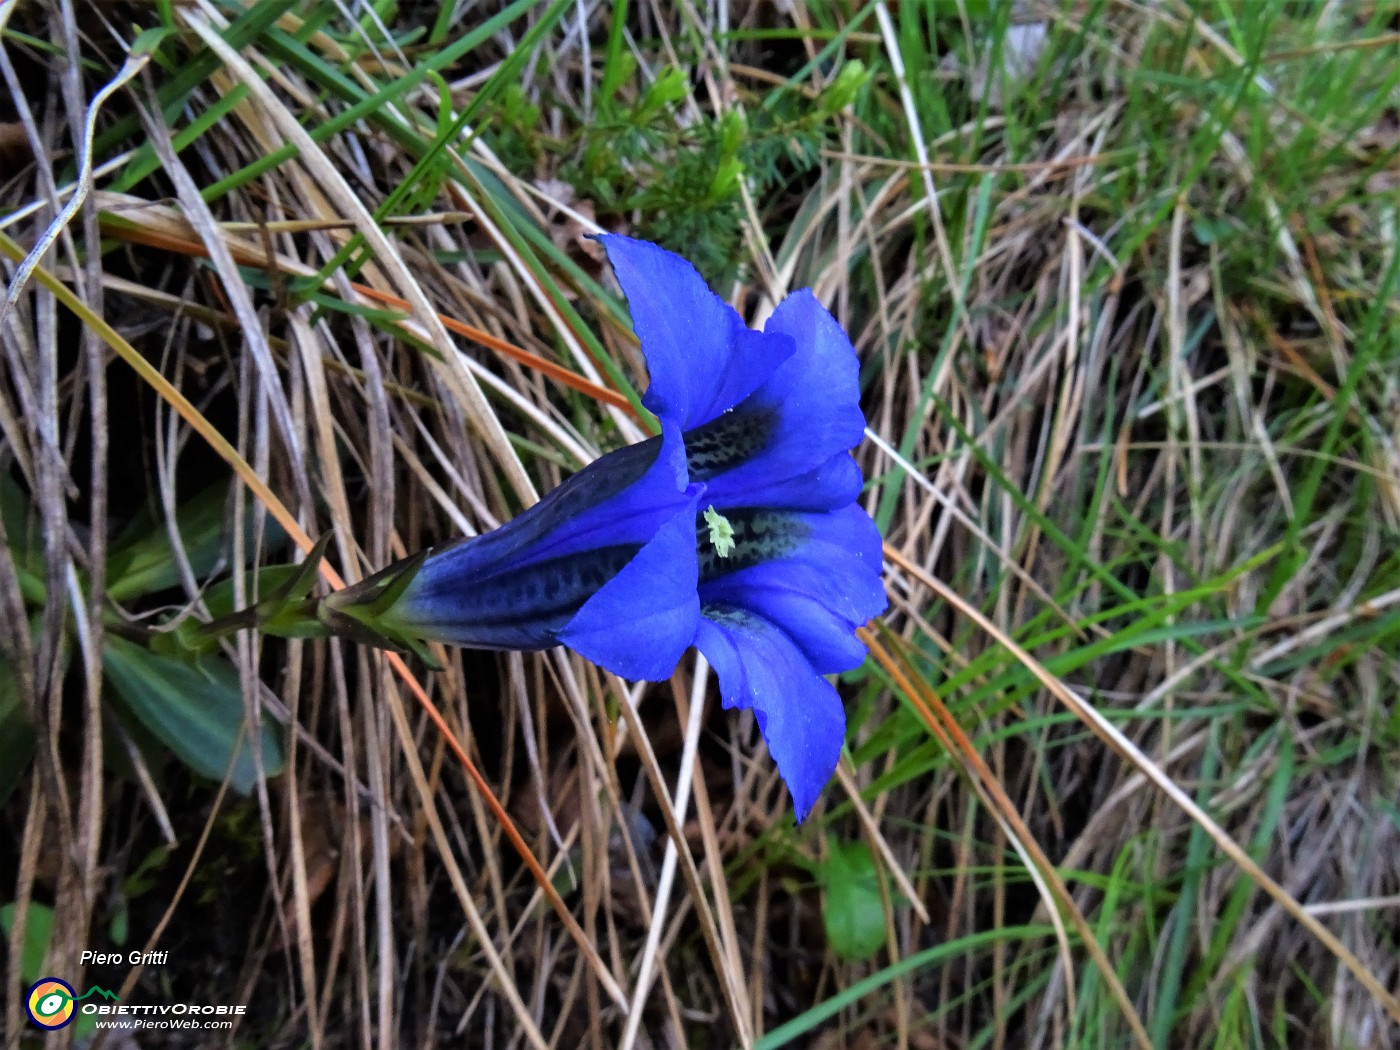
[{"x1": 704, "y1": 505, "x2": 736, "y2": 558}]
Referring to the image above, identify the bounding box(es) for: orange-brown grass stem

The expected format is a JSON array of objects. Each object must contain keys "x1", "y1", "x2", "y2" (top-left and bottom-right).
[{"x1": 97, "y1": 215, "x2": 635, "y2": 413}]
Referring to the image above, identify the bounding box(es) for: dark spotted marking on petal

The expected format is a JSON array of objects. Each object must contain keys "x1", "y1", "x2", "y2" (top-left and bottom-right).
[
  {"x1": 696, "y1": 509, "x2": 808, "y2": 581},
  {"x1": 683, "y1": 405, "x2": 778, "y2": 481},
  {"x1": 406, "y1": 544, "x2": 641, "y2": 638},
  {"x1": 408, "y1": 436, "x2": 663, "y2": 588}
]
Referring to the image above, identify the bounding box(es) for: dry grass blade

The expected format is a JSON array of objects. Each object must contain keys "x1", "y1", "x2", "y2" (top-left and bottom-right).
[
  {"x1": 861, "y1": 625, "x2": 1154, "y2": 1050},
  {"x1": 884, "y1": 544, "x2": 1400, "y2": 1026},
  {"x1": 0, "y1": 56, "x2": 145, "y2": 327},
  {"x1": 873, "y1": 2, "x2": 968, "y2": 346},
  {"x1": 180, "y1": 4, "x2": 538, "y2": 507},
  {"x1": 618, "y1": 663, "x2": 742, "y2": 1050},
  {"x1": 609, "y1": 668, "x2": 751, "y2": 1045},
  {"x1": 380, "y1": 674, "x2": 549, "y2": 1050},
  {"x1": 94, "y1": 210, "x2": 632, "y2": 411}
]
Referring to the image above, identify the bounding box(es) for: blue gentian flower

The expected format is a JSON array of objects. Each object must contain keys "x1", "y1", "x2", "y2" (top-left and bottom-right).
[
  {"x1": 381, "y1": 421, "x2": 703, "y2": 682},
  {"x1": 368, "y1": 236, "x2": 884, "y2": 820},
  {"x1": 598, "y1": 235, "x2": 886, "y2": 821}
]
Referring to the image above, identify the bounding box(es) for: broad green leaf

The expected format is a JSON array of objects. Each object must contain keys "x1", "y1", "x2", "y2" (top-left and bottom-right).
[
  {"x1": 0, "y1": 615, "x2": 43, "y2": 807},
  {"x1": 0, "y1": 901, "x2": 54, "y2": 982},
  {"x1": 0, "y1": 663, "x2": 36, "y2": 807},
  {"x1": 821, "y1": 841, "x2": 886, "y2": 962},
  {"x1": 102, "y1": 636, "x2": 283, "y2": 794},
  {"x1": 106, "y1": 485, "x2": 286, "y2": 603},
  {"x1": 1, "y1": 472, "x2": 44, "y2": 603},
  {"x1": 1, "y1": 899, "x2": 100, "y2": 1036}
]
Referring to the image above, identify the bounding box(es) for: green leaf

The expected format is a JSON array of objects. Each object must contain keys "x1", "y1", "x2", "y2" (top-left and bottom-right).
[
  {"x1": 819, "y1": 59, "x2": 870, "y2": 113},
  {"x1": 718, "y1": 108, "x2": 747, "y2": 157},
  {"x1": 0, "y1": 901, "x2": 54, "y2": 982},
  {"x1": 0, "y1": 659, "x2": 36, "y2": 807},
  {"x1": 708, "y1": 157, "x2": 745, "y2": 199},
  {"x1": 109, "y1": 901, "x2": 128, "y2": 947},
  {"x1": 821, "y1": 841, "x2": 886, "y2": 961},
  {"x1": 1, "y1": 471, "x2": 44, "y2": 602},
  {"x1": 130, "y1": 25, "x2": 179, "y2": 57},
  {"x1": 639, "y1": 66, "x2": 687, "y2": 119},
  {"x1": 106, "y1": 485, "x2": 286, "y2": 603},
  {"x1": 102, "y1": 636, "x2": 283, "y2": 794},
  {"x1": 123, "y1": 845, "x2": 172, "y2": 900}
]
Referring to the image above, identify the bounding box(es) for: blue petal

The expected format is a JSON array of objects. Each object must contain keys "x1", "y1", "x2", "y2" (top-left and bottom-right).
[
  {"x1": 560, "y1": 486, "x2": 704, "y2": 681},
  {"x1": 695, "y1": 606, "x2": 846, "y2": 823},
  {"x1": 700, "y1": 504, "x2": 886, "y2": 624},
  {"x1": 392, "y1": 424, "x2": 697, "y2": 653},
  {"x1": 698, "y1": 505, "x2": 884, "y2": 677},
  {"x1": 410, "y1": 424, "x2": 687, "y2": 591},
  {"x1": 516, "y1": 423, "x2": 691, "y2": 565},
  {"x1": 736, "y1": 453, "x2": 864, "y2": 513},
  {"x1": 698, "y1": 578, "x2": 869, "y2": 675},
  {"x1": 598, "y1": 234, "x2": 793, "y2": 429},
  {"x1": 390, "y1": 543, "x2": 645, "y2": 651},
  {"x1": 697, "y1": 289, "x2": 867, "y2": 508}
]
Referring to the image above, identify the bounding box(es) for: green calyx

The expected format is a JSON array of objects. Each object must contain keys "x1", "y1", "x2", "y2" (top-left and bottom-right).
[
  {"x1": 317, "y1": 549, "x2": 440, "y2": 667},
  {"x1": 158, "y1": 534, "x2": 438, "y2": 667}
]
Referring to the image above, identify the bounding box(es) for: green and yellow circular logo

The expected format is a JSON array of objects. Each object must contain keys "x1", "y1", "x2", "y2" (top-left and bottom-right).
[{"x1": 26, "y1": 977, "x2": 77, "y2": 1029}]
